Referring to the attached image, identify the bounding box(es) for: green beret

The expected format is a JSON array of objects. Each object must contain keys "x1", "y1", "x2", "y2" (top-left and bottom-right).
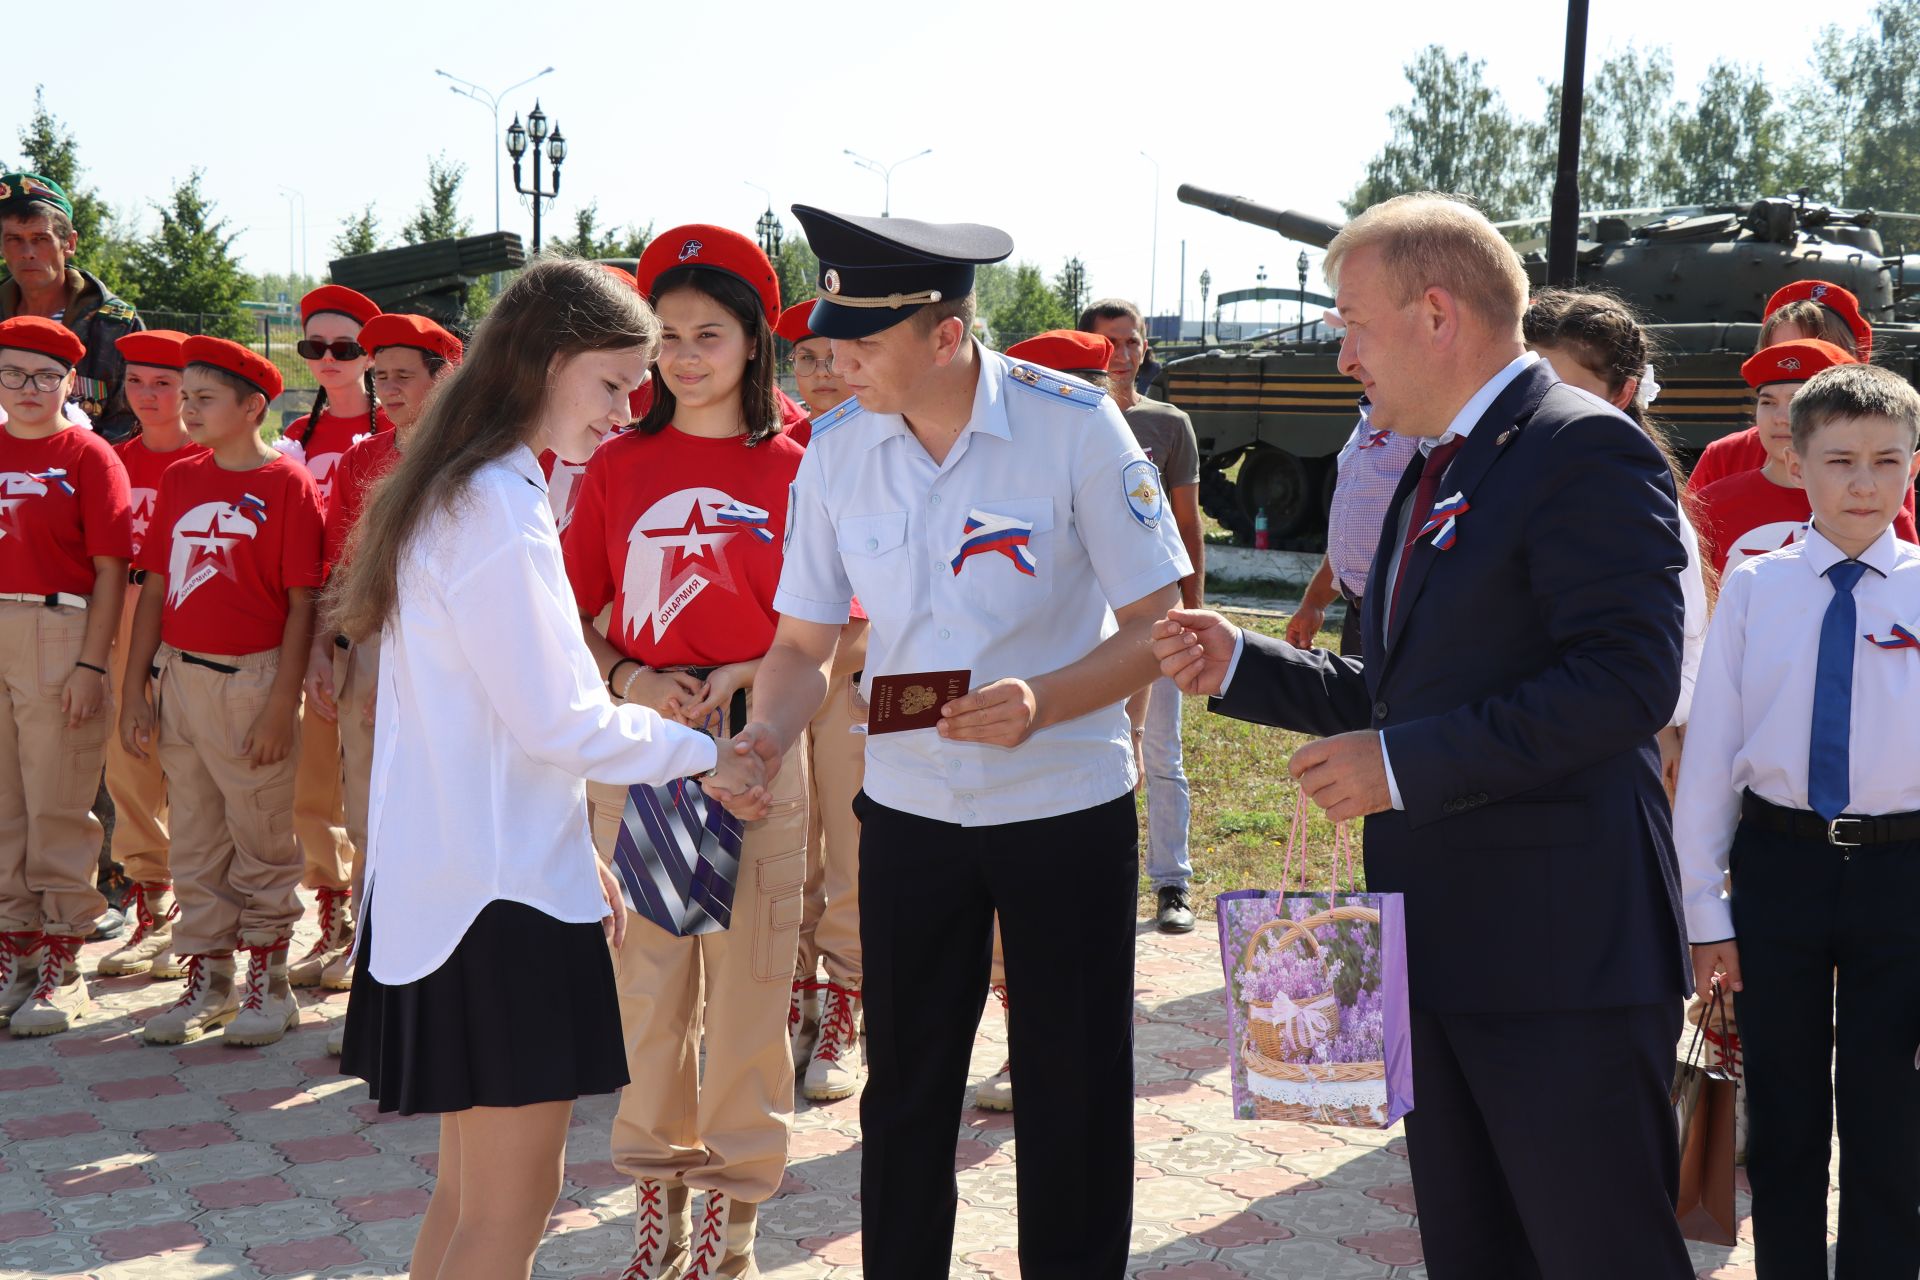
[{"x1": 0, "y1": 172, "x2": 74, "y2": 221}]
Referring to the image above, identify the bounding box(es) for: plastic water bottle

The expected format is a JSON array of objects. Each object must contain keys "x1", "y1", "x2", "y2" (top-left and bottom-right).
[{"x1": 1253, "y1": 509, "x2": 1270, "y2": 550}]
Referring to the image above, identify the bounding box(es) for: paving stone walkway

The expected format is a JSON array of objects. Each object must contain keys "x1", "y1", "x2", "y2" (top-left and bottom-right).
[{"x1": 0, "y1": 896, "x2": 1790, "y2": 1277}]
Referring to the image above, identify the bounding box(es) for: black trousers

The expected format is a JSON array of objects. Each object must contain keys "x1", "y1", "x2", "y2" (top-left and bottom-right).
[
  {"x1": 1731, "y1": 821, "x2": 1920, "y2": 1279},
  {"x1": 1337, "y1": 586, "x2": 1364, "y2": 658},
  {"x1": 1404, "y1": 1001, "x2": 1693, "y2": 1278},
  {"x1": 855, "y1": 790, "x2": 1138, "y2": 1279}
]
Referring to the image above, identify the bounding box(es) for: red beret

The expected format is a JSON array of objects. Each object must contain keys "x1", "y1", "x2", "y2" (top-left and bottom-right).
[
  {"x1": 115, "y1": 329, "x2": 189, "y2": 370},
  {"x1": 183, "y1": 335, "x2": 284, "y2": 401},
  {"x1": 600, "y1": 263, "x2": 638, "y2": 289},
  {"x1": 1741, "y1": 338, "x2": 1857, "y2": 390},
  {"x1": 0, "y1": 315, "x2": 84, "y2": 367},
  {"x1": 774, "y1": 301, "x2": 820, "y2": 344},
  {"x1": 360, "y1": 313, "x2": 463, "y2": 366},
  {"x1": 300, "y1": 284, "x2": 381, "y2": 328},
  {"x1": 1006, "y1": 330, "x2": 1114, "y2": 376},
  {"x1": 637, "y1": 225, "x2": 781, "y2": 325},
  {"x1": 1763, "y1": 280, "x2": 1871, "y2": 362}
]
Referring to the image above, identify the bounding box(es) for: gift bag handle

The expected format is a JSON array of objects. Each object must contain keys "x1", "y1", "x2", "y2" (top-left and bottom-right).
[
  {"x1": 1682, "y1": 979, "x2": 1738, "y2": 1079},
  {"x1": 1283, "y1": 791, "x2": 1358, "y2": 898}
]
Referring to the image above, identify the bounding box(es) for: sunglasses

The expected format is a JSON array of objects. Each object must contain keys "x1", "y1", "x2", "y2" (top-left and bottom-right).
[{"x1": 296, "y1": 338, "x2": 366, "y2": 361}]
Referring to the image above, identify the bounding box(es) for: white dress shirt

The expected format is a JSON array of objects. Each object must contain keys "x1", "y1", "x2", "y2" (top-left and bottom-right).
[
  {"x1": 1671, "y1": 508, "x2": 1708, "y2": 728},
  {"x1": 1673, "y1": 525, "x2": 1920, "y2": 942},
  {"x1": 775, "y1": 346, "x2": 1190, "y2": 826},
  {"x1": 362, "y1": 446, "x2": 718, "y2": 983}
]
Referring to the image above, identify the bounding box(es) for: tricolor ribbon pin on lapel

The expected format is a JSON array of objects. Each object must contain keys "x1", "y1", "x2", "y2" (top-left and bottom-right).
[
  {"x1": 950, "y1": 509, "x2": 1036, "y2": 577},
  {"x1": 230, "y1": 493, "x2": 267, "y2": 525},
  {"x1": 1865, "y1": 623, "x2": 1919, "y2": 651},
  {"x1": 1358, "y1": 428, "x2": 1392, "y2": 449},
  {"x1": 1418, "y1": 492, "x2": 1470, "y2": 551},
  {"x1": 714, "y1": 500, "x2": 774, "y2": 544},
  {"x1": 30, "y1": 468, "x2": 74, "y2": 494}
]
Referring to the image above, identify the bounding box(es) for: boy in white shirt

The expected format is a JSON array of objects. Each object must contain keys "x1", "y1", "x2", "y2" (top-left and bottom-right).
[{"x1": 1676, "y1": 361, "x2": 1920, "y2": 1279}]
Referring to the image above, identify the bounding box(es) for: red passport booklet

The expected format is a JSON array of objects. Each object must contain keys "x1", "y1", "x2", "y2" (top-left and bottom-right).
[{"x1": 865, "y1": 670, "x2": 972, "y2": 735}]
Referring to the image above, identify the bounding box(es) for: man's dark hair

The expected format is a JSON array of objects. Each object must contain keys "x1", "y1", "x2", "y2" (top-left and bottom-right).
[
  {"x1": 1078, "y1": 297, "x2": 1143, "y2": 333},
  {"x1": 1, "y1": 205, "x2": 75, "y2": 241},
  {"x1": 909, "y1": 292, "x2": 978, "y2": 338},
  {"x1": 1789, "y1": 362, "x2": 1920, "y2": 453}
]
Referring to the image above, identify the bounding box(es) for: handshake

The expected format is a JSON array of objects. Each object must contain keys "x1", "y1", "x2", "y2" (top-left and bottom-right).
[{"x1": 698, "y1": 722, "x2": 787, "y2": 820}]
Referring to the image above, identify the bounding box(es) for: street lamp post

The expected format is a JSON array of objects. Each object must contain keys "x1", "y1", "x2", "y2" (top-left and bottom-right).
[
  {"x1": 435, "y1": 66, "x2": 554, "y2": 232},
  {"x1": 1198, "y1": 269, "x2": 1210, "y2": 343},
  {"x1": 843, "y1": 148, "x2": 931, "y2": 218},
  {"x1": 1296, "y1": 250, "x2": 1309, "y2": 337},
  {"x1": 277, "y1": 186, "x2": 305, "y2": 281},
  {"x1": 1062, "y1": 258, "x2": 1087, "y2": 320},
  {"x1": 507, "y1": 101, "x2": 566, "y2": 252},
  {"x1": 1256, "y1": 264, "x2": 1268, "y2": 332},
  {"x1": 1140, "y1": 151, "x2": 1159, "y2": 322},
  {"x1": 745, "y1": 181, "x2": 783, "y2": 261}
]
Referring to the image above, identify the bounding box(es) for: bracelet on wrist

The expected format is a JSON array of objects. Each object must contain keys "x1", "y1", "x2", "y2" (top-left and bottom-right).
[
  {"x1": 607, "y1": 658, "x2": 640, "y2": 697},
  {"x1": 74, "y1": 660, "x2": 107, "y2": 675},
  {"x1": 619, "y1": 664, "x2": 649, "y2": 703}
]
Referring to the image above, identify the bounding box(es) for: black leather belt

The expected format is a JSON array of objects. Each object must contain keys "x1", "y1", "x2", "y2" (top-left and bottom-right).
[
  {"x1": 1742, "y1": 789, "x2": 1920, "y2": 848},
  {"x1": 180, "y1": 653, "x2": 240, "y2": 675}
]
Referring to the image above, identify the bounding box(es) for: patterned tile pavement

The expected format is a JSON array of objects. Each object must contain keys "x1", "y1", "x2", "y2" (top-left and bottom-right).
[{"x1": 0, "y1": 894, "x2": 1806, "y2": 1278}]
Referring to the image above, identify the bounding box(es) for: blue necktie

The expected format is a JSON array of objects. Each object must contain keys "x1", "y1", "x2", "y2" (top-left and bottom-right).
[{"x1": 1808, "y1": 559, "x2": 1869, "y2": 822}]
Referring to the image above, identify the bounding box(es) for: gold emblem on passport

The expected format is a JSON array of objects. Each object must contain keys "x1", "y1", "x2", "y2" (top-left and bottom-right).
[
  {"x1": 901, "y1": 685, "x2": 937, "y2": 716},
  {"x1": 866, "y1": 669, "x2": 972, "y2": 735}
]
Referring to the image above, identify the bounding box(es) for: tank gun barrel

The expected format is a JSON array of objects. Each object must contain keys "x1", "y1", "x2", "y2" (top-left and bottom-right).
[{"x1": 1176, "y1": 185, "x2": 1344, "y2": 249}]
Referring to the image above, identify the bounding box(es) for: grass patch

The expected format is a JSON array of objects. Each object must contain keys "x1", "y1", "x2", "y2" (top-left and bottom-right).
[{"x1": 1135, "y1": 611, "x2": 1359, "y2": 920}]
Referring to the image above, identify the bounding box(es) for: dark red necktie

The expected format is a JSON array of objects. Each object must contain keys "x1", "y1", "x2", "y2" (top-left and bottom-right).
[{"x1": 1388, "y1": 437, "x2": 1464, "y2": 629}]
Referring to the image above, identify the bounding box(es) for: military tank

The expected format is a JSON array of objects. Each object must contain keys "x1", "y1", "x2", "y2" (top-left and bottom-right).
[{"x1": 1167, "y1": 184, "x2": 1920, "y2": 545}]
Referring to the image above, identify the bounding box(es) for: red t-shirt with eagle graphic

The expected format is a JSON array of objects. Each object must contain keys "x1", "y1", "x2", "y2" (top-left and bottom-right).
[
  {"x1": 281, "y1": 407, "x2": 394, "y2": 507},
  {"x1": 115, "y1": 435, "x2": 208, "y2": 561},
  {"x1": 0, "y1": 424, "x2": 133, "y2": 596},
  {"x1": 560, "y1": 426, "x2": 805, "y2": 668},
  {"x1": 139, "y1": 453, "x2": 326, "y2": 655}
]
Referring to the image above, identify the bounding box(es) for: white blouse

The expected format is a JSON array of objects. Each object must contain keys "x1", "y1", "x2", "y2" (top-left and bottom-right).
[
  {"x1": 361, "y1": 446, "x2": 718, "y2": 983},
  {"x1": 1671, "y1": 507, "x2": 1709, "y2": 728}
]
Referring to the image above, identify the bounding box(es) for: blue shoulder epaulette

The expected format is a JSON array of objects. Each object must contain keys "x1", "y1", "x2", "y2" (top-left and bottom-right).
[
  {"x1": 1005, "y1": 360, "x2": 1106, "y2": 410},
  {"x1": 809, "y1": 395, "x2": 866, "y2": 439}
]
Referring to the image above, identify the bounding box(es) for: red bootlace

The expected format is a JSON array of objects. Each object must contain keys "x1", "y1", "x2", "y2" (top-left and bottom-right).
[
  {"x1": 170, "y1": 954, "x2": 210, "y2": 1009},
  {"x1": 32, "y1": 934, "x2": 80, "y2": 1000},
  {"x1": 238, "y1": 944, "x2": 281, "y2": 1012},
  {"x1": 299, "y1": 888, "x2": 344, "y2": 963},
  {"x1": 0, "y1": 930, "x2": 42, "y2": 987},
  {"x1": 812, "y1": 983, "x2": 860, "y2": 1064},
  {"x1": 991, "y1": 982, "x2": 1011, "y2": 1076},
  {"x1": 622, "y1": 1180, "x2": 667, "y2": 1277},
  {"x1": 689, "y1": 1191, "x2": 726, "y2": 1276}
]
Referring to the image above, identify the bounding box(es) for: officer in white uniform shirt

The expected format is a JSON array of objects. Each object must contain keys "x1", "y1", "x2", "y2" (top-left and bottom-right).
[{"x1": 711, "y1": 205, "x2": 1188, "y2": 1278}]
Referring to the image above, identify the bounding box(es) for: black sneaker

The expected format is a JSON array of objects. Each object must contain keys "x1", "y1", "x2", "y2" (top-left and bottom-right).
[{"x1": 1156, "y1": 886, "x2": 1195, "y2": 934}]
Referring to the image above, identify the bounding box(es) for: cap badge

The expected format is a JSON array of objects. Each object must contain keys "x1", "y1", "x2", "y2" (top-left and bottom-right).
[
  {"x1": 678, "y1": 239, "x2": 703, "y2": 262},
  {"x1": 823, "y1": 269, "x2": 842, "y2": 295},
  {"x1": 1779, "y1": 356, "x2": 1802, "y2": 372},
  {"x1": 20, "y1": 177, "x2": 56, "y2": 200},
  {"x1": 1812, "y1": 284, "x2": 1829, "y2": 300}
]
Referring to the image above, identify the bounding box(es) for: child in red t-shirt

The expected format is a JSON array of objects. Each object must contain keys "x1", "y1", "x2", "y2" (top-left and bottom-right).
[
  {"x1": 119, "y1": 337, "x2": 324, "y2": 1048},
  {"x1": 279, "y1": 286, "x2": 393, "y2": 976},
  {"x1": 301, "y1": 315, "x2": 461, "y2": 1028},
  {"x1": 97, "y1": 331, "x2": 208, "y2": 983},
  {"x1": 0, "y1": 317, "x2": 133, "y2": 1037},
  {"x1": 559, "y1": 224, "x2": 807, "y2": 1273},
  {"x1": 1699, "y1": 339, "x2": 1919, "y2": 575}
]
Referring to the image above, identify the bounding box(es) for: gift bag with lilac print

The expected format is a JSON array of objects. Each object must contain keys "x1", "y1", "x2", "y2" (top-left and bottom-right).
[{"x1": 1216, "y1": 796, "x2": 1414, "y2": 1127}]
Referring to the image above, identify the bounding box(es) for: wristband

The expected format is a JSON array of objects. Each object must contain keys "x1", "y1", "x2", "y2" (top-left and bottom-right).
[
  {"x1": 74, "y1": 661, "x2": 107, "y2": 675},
  {"x1": 607, "y1": 658, "x2": 640, "y2": 697},
  {"x1": 619, "y1": 665, "x2": 649, "y2": 703}
]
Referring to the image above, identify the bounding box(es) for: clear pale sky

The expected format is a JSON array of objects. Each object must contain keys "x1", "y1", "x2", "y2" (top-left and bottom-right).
[{"x1": 3, "y1": 0, "x2": 1879, "y2": 320}]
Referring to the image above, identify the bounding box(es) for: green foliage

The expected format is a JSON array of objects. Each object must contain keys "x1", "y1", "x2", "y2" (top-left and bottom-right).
[
  {"x1": 773, "y1": 235, "x2": 817, "y2": 318},
  {"x1": 249, "y1": 271, "x2": 321, "y2": 307},
  {"x1": 121, "y1": 172, "x2": 250, "y2": 339},
  {"x1": 984, "y1": 262, "x2": 1071, "y2": 346},
  {"x1": 1670, "y1": 62, "x2": 1782, "y2": 204},
  {"x1": 1347, "y1": 47, "x2": 1540, "y2": 220},
  {"x1": 550, "y1": 202, "x2": 652, "y2": 262},
  {"x1": 333, "y1": 205, "x2": 383, "y2": 260},
  {"x1": 7, "y1": 86, "x2": 138, "y2": 285},
  {"x1": 1571, "y1": 46, "x2": 1679, "y2": 208},
  {"x1": 401, "y1": 154, "x2": 471, "y2": 246}
]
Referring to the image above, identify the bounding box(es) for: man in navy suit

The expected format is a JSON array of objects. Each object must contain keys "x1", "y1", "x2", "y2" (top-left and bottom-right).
[{"x1": 1155, "y1": 194, "x2": 1695, "y2": 1279}]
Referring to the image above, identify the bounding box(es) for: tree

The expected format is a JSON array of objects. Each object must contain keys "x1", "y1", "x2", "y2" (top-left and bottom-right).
[
  {"x1": 1849, "y1": 0, "x2": 1920, "y2": 210},
  {"x1": 1574, "y1": 46, "x2": 1680, "y2": 209},
  {"x1": 1347, "y1": 47, "x2": 1541, "y2": 220},
  {"x1": 773, "y1": 236, "x2": 817, "y2": 319},
  {"x1": 1670, "y1": 62, "x2": 1783, "y2": 204},
  {"x1": 333, "y1": 205, "x2": 382, "y2": 260},
  {"x1": 8, "y1": 86, "x2": 136, "y2": 283},
  {"x1": 550, "y1": 201, "x2": 651, "y2": 261},
  {"x1": 1781, "y1": 24, "x2": 1875, "y2": 202},
  {"x1": 986, "y1": 263, "x2": 1071, "y2": 345},
  {"x1": 401, "y1": 154, "x2": 471, "y2": 246},
  {"x1": 1053, "y1": 258, "x2": 1089, "y2": 322},
  {"x1": 121, "y1": 172, "x2": 250, "y2": 339}
]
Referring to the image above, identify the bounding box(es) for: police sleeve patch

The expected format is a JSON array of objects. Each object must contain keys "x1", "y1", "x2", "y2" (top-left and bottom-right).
[{"x1": 1122, "y1": 458, "x2": 1164, "y2": 530}]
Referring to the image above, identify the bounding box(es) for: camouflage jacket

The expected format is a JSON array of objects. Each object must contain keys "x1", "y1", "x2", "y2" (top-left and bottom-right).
[{"x1": 0, "y1": 267, "x2": 144, "y2": 442}]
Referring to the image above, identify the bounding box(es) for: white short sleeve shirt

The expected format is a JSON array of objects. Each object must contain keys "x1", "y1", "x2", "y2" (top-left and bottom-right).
[{"x1": 774, "y1": 347, "x2": 1191, "y2": 826}]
